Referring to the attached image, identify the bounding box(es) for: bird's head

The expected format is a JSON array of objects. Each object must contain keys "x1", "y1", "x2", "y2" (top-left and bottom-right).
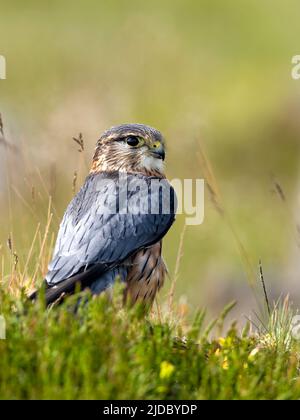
[{"x1": 91, "y1": 124, "x2": 166, "y2": 177}]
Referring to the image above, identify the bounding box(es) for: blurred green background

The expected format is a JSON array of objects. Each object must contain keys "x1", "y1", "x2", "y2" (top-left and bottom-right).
[{"x1": 1, "y1": 0, "x2": 300, "y2": 320}]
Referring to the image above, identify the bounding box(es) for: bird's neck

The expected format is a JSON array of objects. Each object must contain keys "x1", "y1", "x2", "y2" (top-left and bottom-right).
[{"x1": 90, "y1": 157, "x2": 166, "y2": 178}]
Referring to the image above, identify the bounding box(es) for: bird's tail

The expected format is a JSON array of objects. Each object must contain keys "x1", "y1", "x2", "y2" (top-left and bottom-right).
[{"x1": 29, "y1": 264, "x2": 108, "y2": 306}]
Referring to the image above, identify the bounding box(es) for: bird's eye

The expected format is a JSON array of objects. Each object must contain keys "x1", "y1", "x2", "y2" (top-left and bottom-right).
[{"x1": 126, "y1": 136, "x2": 140, "y2": 147}]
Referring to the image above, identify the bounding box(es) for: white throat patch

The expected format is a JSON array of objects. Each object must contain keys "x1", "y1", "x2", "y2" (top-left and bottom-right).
[{"x1": 140, "y1": 155, "x2": 165, "y2": 173}]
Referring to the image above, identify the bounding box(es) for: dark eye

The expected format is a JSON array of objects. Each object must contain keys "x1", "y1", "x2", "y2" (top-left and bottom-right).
[{"x1": 126, "y1": 136, "x2": 140, "y2": 147}]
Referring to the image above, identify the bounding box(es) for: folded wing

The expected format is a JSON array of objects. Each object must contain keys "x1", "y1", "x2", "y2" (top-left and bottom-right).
[{"x1": 45, "y1": 172, "x2": 176, "y2": 297}]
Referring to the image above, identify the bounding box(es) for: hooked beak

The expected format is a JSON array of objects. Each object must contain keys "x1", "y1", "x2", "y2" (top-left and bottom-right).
[{"x1": 150, "y1": 142, "x2": 165, "y2": 161}]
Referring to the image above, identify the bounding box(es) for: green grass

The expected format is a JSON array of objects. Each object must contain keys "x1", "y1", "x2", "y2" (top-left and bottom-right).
[
  {"x1": 1, "y1": 287, "x2": 300, "y2": 400},
  {"x1": 1, "y1": 0, "x2": 300, "y2": 400}
]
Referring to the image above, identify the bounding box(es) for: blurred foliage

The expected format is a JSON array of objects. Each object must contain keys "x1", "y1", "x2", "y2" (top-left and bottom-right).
[{"x1": 1, "y1": 0, "x2": 300, "y2": 316}]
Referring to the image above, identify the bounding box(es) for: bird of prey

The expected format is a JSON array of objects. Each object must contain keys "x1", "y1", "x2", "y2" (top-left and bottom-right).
[{"x1": 31, "y1": 124, "x2": 176, "y2": 307}]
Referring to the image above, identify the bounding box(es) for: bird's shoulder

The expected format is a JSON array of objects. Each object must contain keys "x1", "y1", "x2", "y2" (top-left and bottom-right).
[
  {"x1": 46, "y1": 171, "x2": 176, "y2": 285},
  {"x1": 66, "y1": 170, "x2": 176, "y2": 222}
]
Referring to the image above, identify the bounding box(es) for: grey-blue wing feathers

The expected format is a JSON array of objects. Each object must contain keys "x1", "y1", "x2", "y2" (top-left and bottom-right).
[{"x1": 45, "y1": 172, "x2": 176, "y2": 291}]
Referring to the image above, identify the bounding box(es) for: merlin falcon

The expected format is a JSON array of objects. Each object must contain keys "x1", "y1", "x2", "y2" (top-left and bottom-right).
[{"x1": 32, "y1": 124, "x2": 176, "y2": 307}]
